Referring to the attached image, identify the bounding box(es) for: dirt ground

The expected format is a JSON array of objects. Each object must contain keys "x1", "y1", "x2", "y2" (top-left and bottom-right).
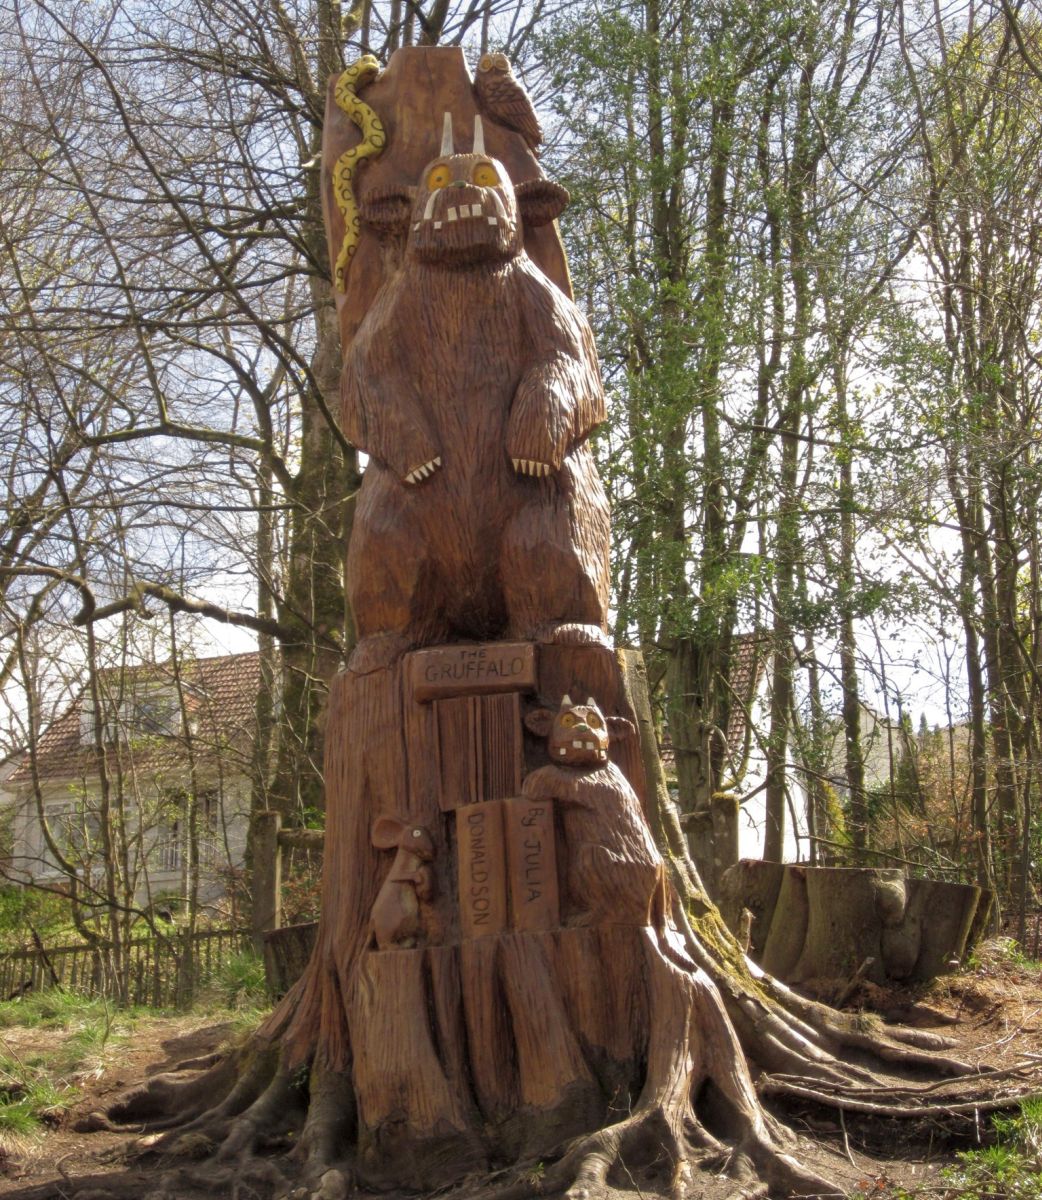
[{"x1": 0, "y1": 943, "x2": 1040, "y2": 1200}]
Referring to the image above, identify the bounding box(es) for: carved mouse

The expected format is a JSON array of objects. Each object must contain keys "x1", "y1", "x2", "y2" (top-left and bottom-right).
[
  {"x1": 342, "y1": 112, "x2": 610, "y2": 670},
  {"x1": 370, "y1": 815, "x2": 435, "y2": 950},
  {"x1": 522, "y1": 695, "x2": 665, "y2": 928}
]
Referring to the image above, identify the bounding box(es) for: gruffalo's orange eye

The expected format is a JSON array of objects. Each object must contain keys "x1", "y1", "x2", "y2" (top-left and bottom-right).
[
  {"x1": 473, "y1": 163, "x2": 500, "y2": 187},
  {"x1": 427, "y1": 165, "x2": 452, "y2": 190},
  {"x1": 560, "y1": 713, "x2": 576, "y2": 728},
  {"x1": 587, "y1": 712, "x2": 604, "y2": 730}
]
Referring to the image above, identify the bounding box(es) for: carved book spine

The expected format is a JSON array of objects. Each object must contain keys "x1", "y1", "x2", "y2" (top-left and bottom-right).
[
  {"x1": 504, "y1": 796, "x2": 559, "y2": 932},
  {"x1": 456, "y1": 800, "x2": 508, "y2": 937}
]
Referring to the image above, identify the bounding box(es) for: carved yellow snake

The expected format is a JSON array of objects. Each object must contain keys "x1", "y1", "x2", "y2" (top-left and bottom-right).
[{"x1": 332, "y1": 54, "x2": 386, "y2": 292}]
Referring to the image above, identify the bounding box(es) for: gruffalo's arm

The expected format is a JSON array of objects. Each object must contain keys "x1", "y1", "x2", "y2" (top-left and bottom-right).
[
  {"x1": 341, "y1": 309, "x2": 442, "y2": 484},
  {"x1": 507, "y1": 256, "x2": 606, "y2": 476},
  {"x1": 340, "y1": 187, "x2": 442, "y2": 484}
]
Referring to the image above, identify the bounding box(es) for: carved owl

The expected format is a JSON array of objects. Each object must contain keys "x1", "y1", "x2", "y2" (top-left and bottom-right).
[{"x1": 474, "y1": 52, "x2": 543, "y2": 153}]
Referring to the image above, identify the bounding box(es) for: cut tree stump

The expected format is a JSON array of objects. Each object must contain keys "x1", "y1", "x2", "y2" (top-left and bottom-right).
[
  {"x1": 720, "y1": 860, "x2": 985, "y2": 986},
  {"x1": 262, "y1": 922, "x2": 318, "y2": 999}
]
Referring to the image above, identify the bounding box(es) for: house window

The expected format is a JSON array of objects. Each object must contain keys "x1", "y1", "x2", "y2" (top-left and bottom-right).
[
  {"x1": 154, "y1": 790, "x2": 221, "y2": 873},
  {"x1": 44, "y1": 805, "x2": 101, "y2": 866},
  {"x1": 156, "y1": 817, "x2": 182, "y2": 872},
  {"x1": 80, "y1": 686, "x2": 183, "y2": 745}
]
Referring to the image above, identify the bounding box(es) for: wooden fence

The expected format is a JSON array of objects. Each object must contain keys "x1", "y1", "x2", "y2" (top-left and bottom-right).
[{"x1": 0, "y1": 928, "x2": 252, "y2": 1008}]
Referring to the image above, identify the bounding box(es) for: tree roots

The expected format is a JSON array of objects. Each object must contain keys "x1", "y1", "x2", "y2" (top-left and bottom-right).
[{"x1": 97, "y1": 900, "x2": 1042, "y2": 1200}]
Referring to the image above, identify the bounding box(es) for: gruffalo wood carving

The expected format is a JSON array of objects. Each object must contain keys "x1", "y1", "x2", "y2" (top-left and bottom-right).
[
  {"x1": 523, "y1": 694, "x2": 665, "y2": 928},
  {"x1": 99, "y1": 46, "x2": 1024, "y2": 1200},
  {"x1": 343, "y1": 109, "x2": 609, "y2": 666}
]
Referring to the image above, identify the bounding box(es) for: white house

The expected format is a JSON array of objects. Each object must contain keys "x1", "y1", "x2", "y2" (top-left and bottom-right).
[{"x1": 4, "y1": 652, "x2": 260, "y2": 909}]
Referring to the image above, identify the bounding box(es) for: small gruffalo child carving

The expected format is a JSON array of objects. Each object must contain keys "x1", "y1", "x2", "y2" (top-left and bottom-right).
[
  {"x1": 342, "y1": 112, "x2": 610, "y2": 670},
  {"x1": 522, "y1": 694, "x2": 665, "y2": 928},
  {"x1": 370, "y1": 815, "x2": 435, "y2": 950}
]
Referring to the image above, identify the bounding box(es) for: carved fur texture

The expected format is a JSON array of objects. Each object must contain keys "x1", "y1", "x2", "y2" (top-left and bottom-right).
[{"x1": 342, "y1": 134, "x2": 610, "y2": 658}]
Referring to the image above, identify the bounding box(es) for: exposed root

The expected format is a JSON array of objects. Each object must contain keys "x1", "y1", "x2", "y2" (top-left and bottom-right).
[
  {"x1": 469, "y1": 1101, "x2": 841, "y2": 1200},
  {"x1": 290, "y1": 1059, "x2": 358, "y2": 1184},
  {"x1": 669, "y1": 890, "x2": 979, "y2": 1088},
  {"x1": 215, "y1": 1052, "x2": 307, "y2": 1161},
  {"x1": 761, "y1": 1077, "x2": 1042, "y2": 1119},
  {"x1": 103, "y1": 1049, "x2": 244, "y2": 1130}
]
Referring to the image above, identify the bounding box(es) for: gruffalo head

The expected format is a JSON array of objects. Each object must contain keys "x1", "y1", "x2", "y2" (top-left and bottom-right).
[
  {"x1": 358, "y1": 112, "x2": 569, "y2": 267},
  {"x1": 524, "y1": 693, "x2": 635, "y2": 768}
]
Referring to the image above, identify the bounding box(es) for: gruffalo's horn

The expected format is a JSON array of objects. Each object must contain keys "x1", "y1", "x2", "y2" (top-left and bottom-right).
[
  {"x1": 473, "y1": 114, "x2": 486, "y2": 156},
  {"x1": 441, "y1": 111, "x2": 454, "y2": 157}
]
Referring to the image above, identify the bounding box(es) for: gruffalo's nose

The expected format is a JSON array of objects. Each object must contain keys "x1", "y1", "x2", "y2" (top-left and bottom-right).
[{"x1": 450, "y1": 180, "x2": 468, "y2": 189}]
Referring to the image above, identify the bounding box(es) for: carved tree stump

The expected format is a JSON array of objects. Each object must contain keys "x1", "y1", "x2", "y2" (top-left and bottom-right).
[
  {"x1": 309, "y1": 642, "x2": 661, "y2": 1186},
  {"x1": 98, "y1": 48, "x2": 1021, "y2": 1200}
]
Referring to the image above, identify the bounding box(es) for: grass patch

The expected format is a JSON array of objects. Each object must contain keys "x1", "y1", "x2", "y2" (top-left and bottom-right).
[
  {"x1": 0, "y1": 1049, "x2": 79, "y2": 1151},
  {"x1": 0, "y1": 985, "x2": 267, "y2": 1162},
  {"x1": 940, "y1": 1097, "x2": 1042, "y2": 1199},
  {"x1": 204, "y1": 950, "x2": 269, "y2": 1011}
]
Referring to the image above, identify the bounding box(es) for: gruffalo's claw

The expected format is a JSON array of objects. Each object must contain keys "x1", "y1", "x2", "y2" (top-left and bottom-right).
[
  {"x1": 511, "y1": 457, "x2": 553, "y2": 477},
  {"x1": 404, "y1": 458, "x2": 441, "y2": 485}
]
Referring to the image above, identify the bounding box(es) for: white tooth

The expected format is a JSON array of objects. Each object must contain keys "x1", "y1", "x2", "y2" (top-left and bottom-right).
[
  {"x1": 434, "y1": 221, "x2": 443, "y2": 229},
  {"x1": 433, "y1": 457, "x2": 442, "y2": 467},
  {"x1": 585, "y1": 741, "x2": 594, "y2": 750},
  {"x1": 512, "y1": 458, "x2": 521, "y2": 471},
  {"x1": 406, "y1": 471, "x2": 418, "y2": 484},
  {"x1": 488, "y1": 216, "x2": 498, "y2": 226},
  {"x1": 423, "y1": 191, "x2": 438, "y2": 220},
  {"x1": 490, "y1": 191, "x2": 508, "y2": 221},
  {"x1": 413, "y1": 222, "x2": 421, "y2": 231},
  {"x1": 572, "y1": 740, "x2": 582, "y2": 749},
  {"x1": 559, "y1": 748, "x2": 567, "y2": 757},
  {"x1": 447, "y1": 207, "x2": 458, "y2": 221}
]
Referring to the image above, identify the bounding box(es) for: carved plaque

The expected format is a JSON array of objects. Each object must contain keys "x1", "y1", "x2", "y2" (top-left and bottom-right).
[
  {"x1": 504, "y1": 797, "x2": 559, "y2": 932},
  {"x1": 456, "y1": 801, "x2": 508, "y2": 938},
  {"x1": 411, "y1": 643, "x2": 536, "y2": 702}
]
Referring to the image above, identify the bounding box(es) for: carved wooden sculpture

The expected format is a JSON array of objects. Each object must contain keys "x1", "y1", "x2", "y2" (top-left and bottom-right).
[
  {"x1": 342, "y1": 111, "x2": 609, "y2": 667},
  {"x1": 474, "y1": 53, "x2": 543, "y2": 152},
  {"x1": 99, "y1": 47, "x2": 1022, "y2": 1200},
  {"x1": 523, "y1": 695, "x2": 665, "y2": 927},
  {"x1": 369, "y1": 816, "x2": 435, "y2": 950}
]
